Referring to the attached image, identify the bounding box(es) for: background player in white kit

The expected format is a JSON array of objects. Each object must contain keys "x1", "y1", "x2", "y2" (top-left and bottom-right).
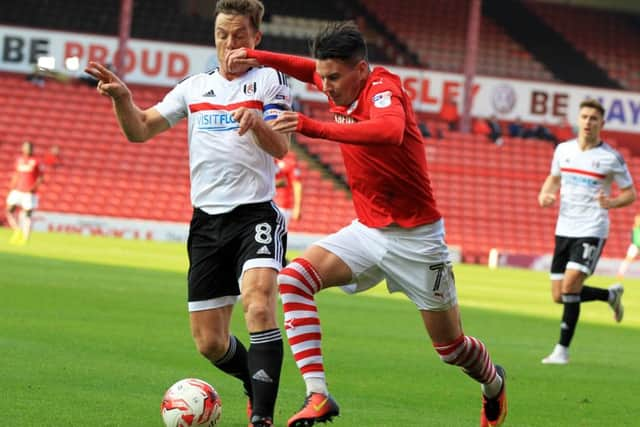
[
  {"x1": 85, "y1": 1, "x2": 290, "y2": 425},
  {"x1": 538, "y1": 99, "x2": 636, "y2": 365}
]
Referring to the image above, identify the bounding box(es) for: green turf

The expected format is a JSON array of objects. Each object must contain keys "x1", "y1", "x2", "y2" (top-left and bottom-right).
[{"x1": 1, "y1": 229, "x2": 639, "y2": 426}]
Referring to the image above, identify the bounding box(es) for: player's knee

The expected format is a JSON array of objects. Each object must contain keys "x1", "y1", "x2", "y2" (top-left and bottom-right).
[
  {"x1": 244, "y1": 299, "x2": 273, "y2": 326},
  {"x1": 193, "y1": 334, "x2": 228, "y2": 362}
]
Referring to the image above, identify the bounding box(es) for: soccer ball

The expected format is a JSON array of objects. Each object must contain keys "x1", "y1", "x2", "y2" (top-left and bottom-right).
[{"x1": 161, "y1": 378, "x2": 222, "y2": 427}]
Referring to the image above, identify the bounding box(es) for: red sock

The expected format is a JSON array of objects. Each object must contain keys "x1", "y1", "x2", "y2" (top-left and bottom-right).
[
  {"x1": 278, "y1": 258, "x2": 325, "y2": 383},
  {"x1": 434, "y1": 335, "x2": 497, "y2": 384}
]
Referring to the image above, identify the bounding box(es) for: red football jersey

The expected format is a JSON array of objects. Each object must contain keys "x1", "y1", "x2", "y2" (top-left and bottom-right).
[
  {"x1": 248, "y1": 50, "x2": 441, "y2": 228},
  {"x1": 275, "y1": 155, "x2": 300, "y2": 209},
  {"x1": 322, "y1": 67, "x2": 441, "y2": 227},
  {"x1": 14, "y1": 155, "x2": 43, "y2": 193}
]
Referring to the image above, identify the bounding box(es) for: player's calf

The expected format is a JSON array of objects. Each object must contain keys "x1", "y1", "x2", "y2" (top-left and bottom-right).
[{"x1": 434, "y1": 335, "x2": 497, "y2": 384}]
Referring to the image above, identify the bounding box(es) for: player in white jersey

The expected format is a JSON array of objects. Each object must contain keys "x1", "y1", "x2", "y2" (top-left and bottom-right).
[
  {"x1": 85, "y1": 1, "x2": 289, "y2": 425},
  {"x1": 538, "y1": 99, "x2": 636, "y2": 365}
]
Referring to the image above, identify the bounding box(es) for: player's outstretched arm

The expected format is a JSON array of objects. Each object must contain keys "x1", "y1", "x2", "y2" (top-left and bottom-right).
[
  {"x1": 227, "y1": 48, "x2": 318, "y2": 87},
  {"x1": 538, "y1": 175, "x2": 560, "y2": 207},
  {"x1": 270, "y1": 111, "x2": 405, "y2": 146},
  {"x1": 84, "y1": 61, "x2": 169, "y2": 142}
]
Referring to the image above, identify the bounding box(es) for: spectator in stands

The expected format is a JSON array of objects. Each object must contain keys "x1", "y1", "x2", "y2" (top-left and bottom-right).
[
  {"x1": 84, "y1": 1, "x2": 290, "y2": 426},
  {"x1": 26, "y1": 67, "x2": 45, "y2": 88},
  {"x1": 275, "y1": 151, "x2": 302, "y2": 225},
  {"x1": 538, "y1": 98, "x2": 635, "y2": 366},
  {"x1": 472, "y1": 116, "x2": 503, "y2": 145},
  {"x1": 472, "y1": 117, "x2": 491, "y2": 138},
  {"x1": 227, "y1": 21, "x2": 507, "y2": 427},
  {"x1": 418, "y1": 121, "x2": 432, "y2": 138},
  {"x1": 438, "y1": 95, "x2": 460, "y2": 131},
  {"x1": 6, "y1": 141, "x2": 44, "y2": 245},
  {"x1": 508, "y1": 116, "x2": 526, "y2": 138},
  {"x1": 615, "y1": 214, "x2": 640, "y2": 281},
  {"x1": 487, "y1": 115, "x2": 503, "y2": 145},
  {"x1": 43, "y1": 145, "x2": 61, "y2": 170},
  {"x1": 525, "y1": 121, "x2": 557, "y2": 144}
]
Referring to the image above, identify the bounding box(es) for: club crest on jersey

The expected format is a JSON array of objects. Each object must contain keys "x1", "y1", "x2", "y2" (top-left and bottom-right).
[
  {"x1": 243, "y1": 82, "x2": 257, "y2": 95},
  {"x1": 372, "y1": 90, "x2": 392, "y2": 108}
]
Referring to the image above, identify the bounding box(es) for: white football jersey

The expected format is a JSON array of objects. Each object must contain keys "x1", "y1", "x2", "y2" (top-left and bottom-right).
[
  {"x1": 154, "y1": 67, "x2": 291, "y2": 214},
  {"x1": 551, "y1": 139, "x2": 633, "y2": 238}
]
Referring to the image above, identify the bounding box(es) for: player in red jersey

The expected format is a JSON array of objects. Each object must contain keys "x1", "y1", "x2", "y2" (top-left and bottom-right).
[
  {"x1": 5, "y1": 141, "x2": 44, "y2": 245},
  {"x1": 274, "y1": 151, "x2": 302, "y2": 224},
  {"x1": 227, "y1": 22, "x2": 507, "y2": 427}
]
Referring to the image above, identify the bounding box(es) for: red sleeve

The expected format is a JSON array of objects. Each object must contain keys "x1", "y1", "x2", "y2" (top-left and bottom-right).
[
  {"x1": 296, "y1": 87, "x2": 406, "y2": 146},
  {"x1": 246, "y1": 49, "x2": 322, "y2": 89}
]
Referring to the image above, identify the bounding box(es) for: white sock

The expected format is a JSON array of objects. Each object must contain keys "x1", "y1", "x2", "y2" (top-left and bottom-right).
[
  {"x1": 554, "y1": 344, "x2": 569, "y2": 354},
  {"x1": 481, "y1": 374, "x2": 503, "y2": 399},
  {"x1": 306, "y1": 377, "x2": 329, "y2": 396}
]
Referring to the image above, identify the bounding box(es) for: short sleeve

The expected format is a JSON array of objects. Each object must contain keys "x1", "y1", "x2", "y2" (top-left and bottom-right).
[
  {"x1": 612, "y1": 152, "x2": 633, "y2": 189},
  {"x1": 366, "y1": 79, "x2": 406, "y2": 121},
  {"x1": 550, "y1": 145, "x2": 561, "y2": 176},
  {"x1": 153, "y1": 80, "x2": 189, "y2": 127},
  {"x1": 260, "y1": 69, "x2": 292, "y2": 122}
]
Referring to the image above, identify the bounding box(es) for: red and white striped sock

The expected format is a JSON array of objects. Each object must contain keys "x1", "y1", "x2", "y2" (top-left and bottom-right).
[
  {"x1": 278, "y1": 258, "x2": 328, "y2": 395},
  {"x1": 434, "y1": 335, "x2": 502, "y2": 397}
]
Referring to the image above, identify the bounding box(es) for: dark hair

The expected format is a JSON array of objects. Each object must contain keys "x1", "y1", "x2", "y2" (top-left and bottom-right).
[
  {"x1": 579, "y1": 98, "x2": 605, "y2": 118},
  {"x1": 215, "y1": 0, "x2": 264, "y2": 31},
  {"x1": 311, "y1": 21, "x2": 367, "y2": 65}
]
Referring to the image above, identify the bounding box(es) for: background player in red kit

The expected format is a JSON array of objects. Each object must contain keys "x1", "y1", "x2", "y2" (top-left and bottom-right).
[
  {"x1": 274, "y1": 151, "x2": 302, "y2": 224},
  {"x1": 5, "y1": 141, "x2": 44, "y2": 245},
  {"x1": 227, "y1": 22, "x2": 507, "y2": 427}
]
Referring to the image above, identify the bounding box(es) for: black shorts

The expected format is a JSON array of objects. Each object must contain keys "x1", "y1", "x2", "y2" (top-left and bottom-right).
[
  {"x1": 550, "y1": 236, "x2": 606, "y2": 277},
  {"x1": 187, "y1": 202, "x2": 287, "y2": 311}
]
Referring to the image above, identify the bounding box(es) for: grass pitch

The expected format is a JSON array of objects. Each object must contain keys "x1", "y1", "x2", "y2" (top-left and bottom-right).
[{"x1": 1, "y1": 229, "x2": 639, "y2": 426}]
